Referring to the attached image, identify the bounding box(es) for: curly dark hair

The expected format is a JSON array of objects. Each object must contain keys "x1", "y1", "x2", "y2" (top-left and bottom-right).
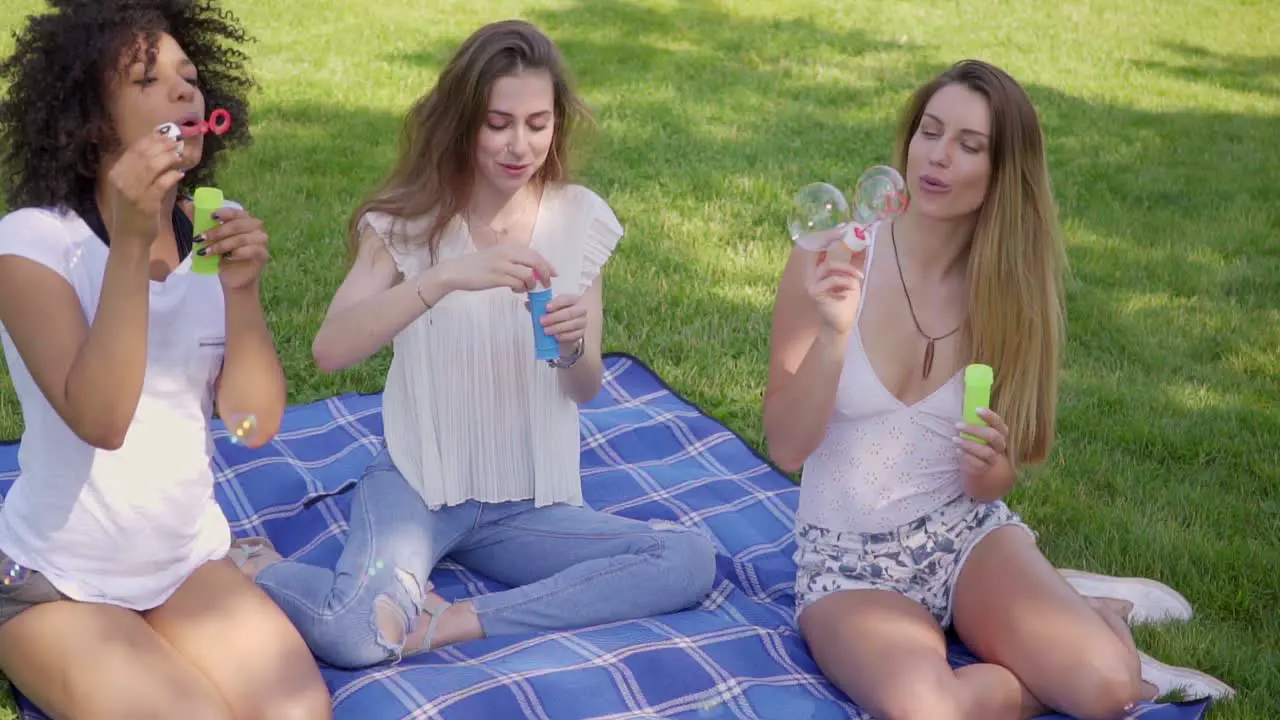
[{"x1": 0, "y1": 0, "x2": 255, "y2": 217}]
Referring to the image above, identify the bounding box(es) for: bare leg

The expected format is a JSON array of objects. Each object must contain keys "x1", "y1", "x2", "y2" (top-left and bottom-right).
[
  {"x1": 799, "y1": 588, "x2": 1035, "y2": 720},
  {"x1": 146, "y1": 558, "x2": 333, "y2": 720},
  {"x1": 1086, "y1": 598, "x2": 1159, "y2": 700},
  {"x1": 952, "y1": 527, "x2": 1144, "y2": 720},
  {"x1": 0, "y1": 598, "x2": 232, "y2": 720}
]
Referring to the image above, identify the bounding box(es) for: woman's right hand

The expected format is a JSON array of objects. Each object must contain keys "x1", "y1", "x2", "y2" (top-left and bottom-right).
[
  {"x1": 438, "y1": 244, "x2": 558, "y2": 293},
  {"x1": 804, "y1": 244, "x2": 868, "y2": 336},
  {"x1": 101, "y1": 127, "x2": 188, "y2": 247}
]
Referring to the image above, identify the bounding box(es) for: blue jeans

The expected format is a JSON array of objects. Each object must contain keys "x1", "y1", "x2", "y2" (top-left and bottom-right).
[{"x1": 255, "y1": 448, "x2": 718, "y2": 669}]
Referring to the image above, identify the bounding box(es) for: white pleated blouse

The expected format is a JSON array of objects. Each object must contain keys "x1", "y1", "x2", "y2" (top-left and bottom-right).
[{"x1": 360, "y1": 183, "x2": 624, "y2": 510}]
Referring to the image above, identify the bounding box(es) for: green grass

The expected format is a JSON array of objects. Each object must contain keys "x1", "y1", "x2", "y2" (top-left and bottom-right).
[{"x1": 1, "y1": 0, "x2": 1277, "y2": 717}]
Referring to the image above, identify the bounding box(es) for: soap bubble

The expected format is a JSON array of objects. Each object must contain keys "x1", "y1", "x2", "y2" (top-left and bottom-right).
[
  {"x1": 851, "y1": 165, "x2": 909, "y2": 226},
  {"x1": 787, "y1": 182, "x2": 851, "y2": 252},
  {"x1": 226, "y1": 413, "x2": 258, "y2": 445},
  {"x1": 2, "y1": 558, "x2": 31, "y2": 586}
]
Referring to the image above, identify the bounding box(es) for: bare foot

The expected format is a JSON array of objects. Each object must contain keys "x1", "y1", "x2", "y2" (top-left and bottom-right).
[{"x1": 1087, "y1": 596, "x2": 1136, "y2": 623}]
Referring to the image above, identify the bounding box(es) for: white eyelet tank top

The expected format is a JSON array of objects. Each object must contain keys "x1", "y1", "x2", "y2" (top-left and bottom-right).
[{"x1": 796, "y1": 222, "x2": 967, "y2": 534}]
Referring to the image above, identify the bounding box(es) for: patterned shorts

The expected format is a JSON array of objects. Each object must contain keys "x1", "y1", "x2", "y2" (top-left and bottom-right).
[{"x1": 793, "y1": 496, "x2": 1035, "y2": 628}]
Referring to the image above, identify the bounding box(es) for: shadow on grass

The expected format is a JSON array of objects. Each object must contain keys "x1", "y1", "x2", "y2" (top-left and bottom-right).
[{"x1": 1138, "y1": 41, "x2": 1280, "y2": 99}]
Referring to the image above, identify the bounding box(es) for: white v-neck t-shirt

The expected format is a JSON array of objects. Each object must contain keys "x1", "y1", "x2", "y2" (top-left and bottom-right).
[
  {"x1": 362, "y1": 183, "x2": 624, "y2": 510},
  {"x1": 0, "y1": 205, "x2": 233, "y2": 610}
]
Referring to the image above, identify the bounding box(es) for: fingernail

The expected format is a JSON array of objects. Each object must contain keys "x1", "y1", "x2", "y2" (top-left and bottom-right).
[
  {"x1": 951, "y1": 435, "x2": 962, "y2": 444},
  {"x1": 954, "y1": 422, "x2": 965, "y2": 430},
  {"x1": 211, "y1": 212, "x2": 221, "y2": 221},
  {"x1": 197, "y1": 248, "x2": 207, "y2": 256}
]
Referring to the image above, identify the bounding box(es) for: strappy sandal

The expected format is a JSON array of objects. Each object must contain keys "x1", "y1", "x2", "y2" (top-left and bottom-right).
[{"x1": 405, "y1": 583, "x2": 453, "y2": 655}]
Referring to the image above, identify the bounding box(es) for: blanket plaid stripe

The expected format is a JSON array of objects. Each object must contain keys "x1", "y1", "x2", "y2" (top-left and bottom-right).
[{"x1": 0, "y1": 353, "x2": 1209, "y2": 719}]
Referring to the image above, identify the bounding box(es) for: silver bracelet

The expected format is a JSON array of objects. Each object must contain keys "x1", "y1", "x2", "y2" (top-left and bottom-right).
[
  {"x1": 414, "y1": 277, "x2": 433, "y2": 311},
  {"x1": 548, "y1": 338, "x2": 585, "y2": 368}
]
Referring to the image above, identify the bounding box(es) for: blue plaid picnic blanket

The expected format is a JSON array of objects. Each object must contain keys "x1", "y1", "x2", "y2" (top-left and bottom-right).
[{"x1": 0, "y1": 353, "x2": 1212, "y2": 719}]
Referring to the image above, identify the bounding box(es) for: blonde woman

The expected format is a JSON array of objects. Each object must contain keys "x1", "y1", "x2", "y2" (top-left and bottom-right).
[{"x1": 764, "y1": 60, "x2": 1229, "y2": 719}]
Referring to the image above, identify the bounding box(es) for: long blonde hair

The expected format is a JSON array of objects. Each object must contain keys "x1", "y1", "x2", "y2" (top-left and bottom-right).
[
  {"x1": 894, "y1": 60, "x2": 1069, "y2": 465},
  {"x1": 347, "y1": 20, "x2": 589, "y2": 263}
]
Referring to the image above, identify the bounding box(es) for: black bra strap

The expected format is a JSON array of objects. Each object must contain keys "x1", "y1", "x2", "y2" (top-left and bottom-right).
[{"x1": 82, "y1": 199, "x2": 195, "y2": 262}]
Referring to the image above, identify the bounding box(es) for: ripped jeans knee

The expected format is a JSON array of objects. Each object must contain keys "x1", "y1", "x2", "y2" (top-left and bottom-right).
[
  {"x1": 321, "y1": 567, "x2": 429, "y2": 670},
  {"x1": 371, "y1": 567, "x2": 429, "y2": 661}
]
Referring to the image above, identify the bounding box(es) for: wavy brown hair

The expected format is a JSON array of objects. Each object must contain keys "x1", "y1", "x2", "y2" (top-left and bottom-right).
[
  {"x1": 349, "y1": 19, "x2": 589, "y2": 263},
  {"x1": 894, "y1": 59, "x2": 1069, "y2": 465}
]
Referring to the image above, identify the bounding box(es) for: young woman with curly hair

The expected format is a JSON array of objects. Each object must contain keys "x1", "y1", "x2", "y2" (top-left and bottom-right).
[{"x1": 0, "y1": 2, "x2": 332, "y2": 717}]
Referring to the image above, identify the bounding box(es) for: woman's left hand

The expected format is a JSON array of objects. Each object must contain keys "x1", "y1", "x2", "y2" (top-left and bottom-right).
[
  {"x1": 537, "y1": 293, "x2": 590, "y2": 348},
  {"x1": 955, "y1": 407, "x2": 1017, "y2": 501},
  {"x1": 197, "y1": 207, "x2": 270, "y2": 290}
]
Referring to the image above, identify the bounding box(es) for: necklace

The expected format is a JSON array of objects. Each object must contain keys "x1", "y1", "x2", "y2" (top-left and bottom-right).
[
  {"x1": 467, "y1": 213, "x2": 513, "y2": 246},
  {"x1": 467, "y1": 191, "x2": 535, "y2": 247},
  {"x1": 891, "y1": 222, "x2": 963, "y2": 379}
]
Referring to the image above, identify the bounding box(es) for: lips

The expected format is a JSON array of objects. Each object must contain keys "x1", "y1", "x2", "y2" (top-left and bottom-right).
[
  {"x1": 176, "y1": 112, "x2": 202, "y2": 136},
  {"x1": 499, "y1": 162, "x2": 529, "y2": 175},
  {"x1": 919, "y1": 174, "x2": 950, "y2": 192}
]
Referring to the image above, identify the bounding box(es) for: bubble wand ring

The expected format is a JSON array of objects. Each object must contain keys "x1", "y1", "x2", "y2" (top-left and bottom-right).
[
  {"x1": 156, "y1": 109, "x2": 233, "y2": 142},
  {"x1": 182, "y1": 108, "x2": 233, "y2": 137}
]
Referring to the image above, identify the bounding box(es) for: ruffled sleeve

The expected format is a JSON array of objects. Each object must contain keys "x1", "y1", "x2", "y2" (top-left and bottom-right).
[
  {"x1": 577, "y1": 190, "x2": 624, "y2": 293},
  {"x1": 356, "y1": 210, "x2": 419, "y2": 277}
]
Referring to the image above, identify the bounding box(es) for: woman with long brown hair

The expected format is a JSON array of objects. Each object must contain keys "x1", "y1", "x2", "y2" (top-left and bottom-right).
[
  {"x1": 232, "y1": 19, "x2": 717, "y2": 669},
  {"x1": 764, "y1": 60, "x2": 1230, "y2": 718}
]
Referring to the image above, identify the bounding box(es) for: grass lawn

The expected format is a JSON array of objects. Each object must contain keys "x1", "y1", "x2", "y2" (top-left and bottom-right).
[{"x1": 1, "y1": 0, "x2": 1277, "y2": 717}]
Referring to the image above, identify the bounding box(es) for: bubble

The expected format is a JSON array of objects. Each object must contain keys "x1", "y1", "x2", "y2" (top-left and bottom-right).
[
  {"x1": 851, "y1": 165, "x2": 909, "y2": 227},
  {"x1": 787, "y1": 182, "x2": 851, "y2": 252},
  {"x1": 226, "y1": 413, "x2": 258, "y2": 445},
  {"x1": 2, "y1": 558, "x2": 31, "y2": 586}
]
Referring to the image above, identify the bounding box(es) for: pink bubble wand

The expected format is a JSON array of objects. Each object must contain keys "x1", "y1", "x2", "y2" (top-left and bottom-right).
[{"x1": 155, "y1": 108, "x2": 233, "y2": 142}]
